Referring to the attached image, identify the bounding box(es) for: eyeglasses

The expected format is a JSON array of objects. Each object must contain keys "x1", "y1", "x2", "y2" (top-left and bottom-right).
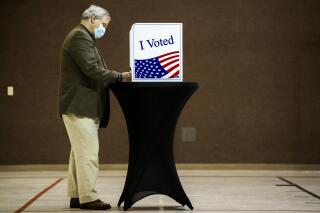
[
  {"x1": 101, "y1": 21, "x2": 109, "y2": 28},
  {"x1": 92, "y1": 17, "x2": 109, "y2": 28}
]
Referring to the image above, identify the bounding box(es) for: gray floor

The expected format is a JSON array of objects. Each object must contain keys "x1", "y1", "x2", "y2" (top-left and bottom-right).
[{"x1": 0, "y1": 170, "x2": 320, "y2": 212}]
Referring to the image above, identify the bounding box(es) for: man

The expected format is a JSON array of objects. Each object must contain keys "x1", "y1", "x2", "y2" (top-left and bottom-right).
[{"x1": 58, "y1": 5, "x2": 131, "y2": 210}]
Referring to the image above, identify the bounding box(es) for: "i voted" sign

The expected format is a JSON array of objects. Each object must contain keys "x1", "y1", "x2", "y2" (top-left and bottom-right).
[{"x1": 130, "y1": 23, "x2": 183, "y2": 82}]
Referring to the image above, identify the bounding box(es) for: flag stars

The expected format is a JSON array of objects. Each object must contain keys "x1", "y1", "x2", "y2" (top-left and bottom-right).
[{"x1": 134, "y1": 57, "x2": 167, "y2": 79}]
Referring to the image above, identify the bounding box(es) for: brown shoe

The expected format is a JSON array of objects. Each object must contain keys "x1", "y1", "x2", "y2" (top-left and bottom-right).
[
  {"x1": 80, "y1": 199, "x2": 111, "y2": 210},
  {"x1": 70, "y1": 198, "x2": 80, "y2": 208}
]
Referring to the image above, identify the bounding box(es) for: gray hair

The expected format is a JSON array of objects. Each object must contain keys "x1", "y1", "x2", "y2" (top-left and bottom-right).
[{"x1": 82, "y1": 5, "x2": 110, "y2": 20}]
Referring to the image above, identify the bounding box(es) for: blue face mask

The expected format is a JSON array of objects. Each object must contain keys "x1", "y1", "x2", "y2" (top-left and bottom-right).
[{"x1": 94, "y1": 23, "x2": 106, "y2": 39}]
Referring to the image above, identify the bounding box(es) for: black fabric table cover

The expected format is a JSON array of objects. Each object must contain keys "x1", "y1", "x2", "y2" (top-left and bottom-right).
[{"x1": 109, "y1": 82, "x2": 198, "y2": 211}]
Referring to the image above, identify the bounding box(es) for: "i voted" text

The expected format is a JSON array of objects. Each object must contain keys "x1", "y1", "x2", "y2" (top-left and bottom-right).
[{"x1": 139, "y1": 35, "x2": 174, "y2": 50}]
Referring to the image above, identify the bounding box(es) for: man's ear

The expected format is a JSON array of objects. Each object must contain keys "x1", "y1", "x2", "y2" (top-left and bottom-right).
[{"x1": 90, "y1": 16, "x2": 96, "y2": 24}]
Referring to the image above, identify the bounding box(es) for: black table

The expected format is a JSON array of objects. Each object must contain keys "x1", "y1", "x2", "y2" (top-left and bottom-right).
[{"x1": 109, "y1": 82, "x2": 198, "y2": 211}]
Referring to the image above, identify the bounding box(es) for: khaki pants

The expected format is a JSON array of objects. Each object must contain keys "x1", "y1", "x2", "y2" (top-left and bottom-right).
[{"x1": 62, "y1": 113, "x2": 100, "y2": 203}]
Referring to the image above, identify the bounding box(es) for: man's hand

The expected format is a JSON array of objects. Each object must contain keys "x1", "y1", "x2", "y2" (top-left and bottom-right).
[{"x1": 121, "y1": 72, "x2": 131, "y2": 82}]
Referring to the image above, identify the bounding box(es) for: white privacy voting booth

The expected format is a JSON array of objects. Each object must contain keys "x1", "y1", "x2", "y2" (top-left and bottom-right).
[{"x1": 130, "y1": 23, "x2": 183, "y2": 82}]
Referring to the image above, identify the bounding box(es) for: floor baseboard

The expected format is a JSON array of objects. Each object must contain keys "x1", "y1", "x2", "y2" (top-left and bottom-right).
[{"x1": 0, "y1": 163, "x2": 319, "y2": 171}]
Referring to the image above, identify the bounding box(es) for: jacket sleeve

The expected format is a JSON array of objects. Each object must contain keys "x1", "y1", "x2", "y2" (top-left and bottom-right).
[{"x1": 66, "y1": 30, "x2": 119, "y2": 84}]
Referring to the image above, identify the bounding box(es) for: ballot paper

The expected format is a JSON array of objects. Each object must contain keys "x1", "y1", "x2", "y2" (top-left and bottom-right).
[{"x1": 130, "y1": 23, "x2": 183, "y2": 82}]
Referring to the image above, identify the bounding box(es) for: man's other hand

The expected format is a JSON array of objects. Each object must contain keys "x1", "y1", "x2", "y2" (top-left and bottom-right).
[{"x1": 122, "y1": 72, "x2": 131, "y2": 82}]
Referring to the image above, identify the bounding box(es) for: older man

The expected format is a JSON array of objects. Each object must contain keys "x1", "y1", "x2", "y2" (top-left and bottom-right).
[{"x1": 58, "y1": 5, "x2": 131, "y2": 210}]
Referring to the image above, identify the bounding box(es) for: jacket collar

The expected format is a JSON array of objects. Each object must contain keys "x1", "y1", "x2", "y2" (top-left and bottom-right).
[{"x1": 79, "y1": 24, "x2": 95, "y2": 42}]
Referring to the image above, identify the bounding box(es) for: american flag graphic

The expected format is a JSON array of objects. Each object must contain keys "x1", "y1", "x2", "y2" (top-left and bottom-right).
[{"x1": 134, "y1": 51, "x2": 180, "y2": 79}]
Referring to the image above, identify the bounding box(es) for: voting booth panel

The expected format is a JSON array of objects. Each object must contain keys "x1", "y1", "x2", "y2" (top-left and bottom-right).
[{"x1": 130, "y1": 23, "x2": 183, "y2": 82}]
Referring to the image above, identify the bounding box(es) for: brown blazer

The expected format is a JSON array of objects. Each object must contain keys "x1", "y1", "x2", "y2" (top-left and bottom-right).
[{"x1": 58, "y1": 24, "x2": 120, "y2": 128}]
